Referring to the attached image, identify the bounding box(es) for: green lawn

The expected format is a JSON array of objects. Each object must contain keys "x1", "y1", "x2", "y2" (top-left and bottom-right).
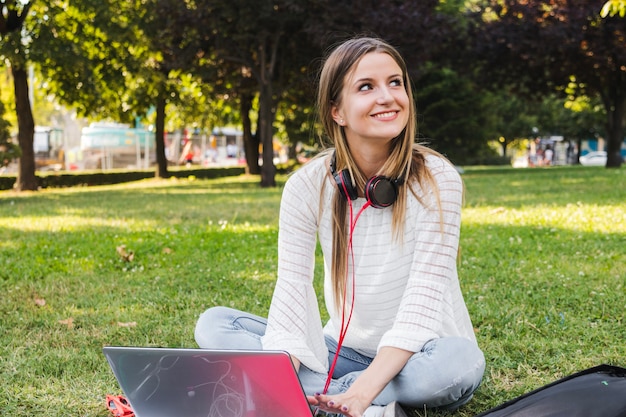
[{"x1": 1, "y1": 166, "x2": 624, "y2": 417}]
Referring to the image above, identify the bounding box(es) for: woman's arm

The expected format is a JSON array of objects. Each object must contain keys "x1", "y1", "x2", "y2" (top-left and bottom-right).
[{"x1": 261, "y1": 158, "x2": 330, "y2": 373}]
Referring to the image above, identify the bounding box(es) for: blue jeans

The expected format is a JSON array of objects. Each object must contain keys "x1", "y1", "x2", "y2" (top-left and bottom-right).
[{"x1": 195, "y1": 306, "x2": 485, "y2": 410}]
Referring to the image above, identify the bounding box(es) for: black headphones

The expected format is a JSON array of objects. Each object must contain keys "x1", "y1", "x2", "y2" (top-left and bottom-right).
[{"x1": 329, "y1": 151, "x2": 404, "y2": 208}]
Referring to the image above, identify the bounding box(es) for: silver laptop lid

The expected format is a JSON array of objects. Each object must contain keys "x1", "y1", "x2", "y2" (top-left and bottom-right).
[{"x1": 103, "y1": 347, "x2": 314, "y2": 417}]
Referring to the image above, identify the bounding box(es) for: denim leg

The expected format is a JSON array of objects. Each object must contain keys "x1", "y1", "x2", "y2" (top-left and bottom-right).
[
  {"x1": 324, "y1": 335, "x2": 371, "y2": 378},
  {"x1": 375, "y1": 337, "x2": 485, "y2": 409},
  {"x1": 194, "y1": 306, "x2": 267, "y2": 350},
  {"x1": 330, "y1": 337, "x2": 485, "y2": 410},
  {"x1": 297, "y1": 335, "x2": 374, "y2": 396}
]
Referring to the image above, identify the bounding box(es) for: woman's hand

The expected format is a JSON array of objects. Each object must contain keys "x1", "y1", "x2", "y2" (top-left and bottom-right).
[
  {"x1": 307, "y1": 346, "x2": 414, "y2": 416},
  {"x1": 308, "y1": 392, "x2": 369, "y2": 417}
]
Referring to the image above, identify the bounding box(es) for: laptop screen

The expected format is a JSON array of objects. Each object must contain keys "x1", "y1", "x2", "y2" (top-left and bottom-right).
[{"x1": 103, "y1": 347, "x2": 314, "y2": 417}]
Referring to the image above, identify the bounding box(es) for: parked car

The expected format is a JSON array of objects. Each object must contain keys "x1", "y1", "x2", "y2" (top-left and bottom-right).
[{"x1": 579, "y1": 151, "x2": 607, "y2": 166}]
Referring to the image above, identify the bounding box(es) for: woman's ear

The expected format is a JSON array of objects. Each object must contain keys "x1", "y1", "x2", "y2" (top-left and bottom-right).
[{"x1": 331, "y1": 105, "x2": 345, "y2": 126}]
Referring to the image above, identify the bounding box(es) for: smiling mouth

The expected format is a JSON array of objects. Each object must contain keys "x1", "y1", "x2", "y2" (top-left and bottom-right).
[{"x1": 372, "y1": 111, "x2": 398, "y2": 119}]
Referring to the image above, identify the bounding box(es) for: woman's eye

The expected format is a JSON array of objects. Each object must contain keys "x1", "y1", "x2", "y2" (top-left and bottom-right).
[
  {"x1": 390, "y1": 78, "x2": 403, "y2": 87},
  {"x1": 358, "y1": 83, "x2": 373, "y2": 91}
]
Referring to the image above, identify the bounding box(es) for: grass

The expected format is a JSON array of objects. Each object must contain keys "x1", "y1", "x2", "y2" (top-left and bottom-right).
[{"x1": 0, "y1": 166, "x2": 624, "y2": 416}]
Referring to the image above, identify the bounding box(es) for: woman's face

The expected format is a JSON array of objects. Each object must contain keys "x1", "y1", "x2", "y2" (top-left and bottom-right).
[{"x1": 332, "y1": 51, "x2": 409, "y2": 149}]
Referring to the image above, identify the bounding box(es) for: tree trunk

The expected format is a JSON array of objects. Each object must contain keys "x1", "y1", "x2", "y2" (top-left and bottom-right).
[
  {"x1": 154, "y1": 90, "x2": 169, "y2": 178},
  {"x1": 12, "y1": 65, "x2": 37, "y2": 191},
  {"x1": 604, "y1": 96, "x2": 624, "y2": 169},
  {"x1": 259, "y1": 82, "x2": 276, "y2": 187},
  {"x1": 241, "y1": 94, "x2": 259, "y2": 175}
]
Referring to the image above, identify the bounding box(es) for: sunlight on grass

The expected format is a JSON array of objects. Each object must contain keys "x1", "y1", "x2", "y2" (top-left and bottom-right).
[
  {"x1": 0, "y1": 215, "x2": 150, "y2": 231},
  {"x1": 0, "y1": 215, "x2": 276, "y2": 233},
  {"x1": 463, "y1": 203, "x2": 625, "y2": 233}
]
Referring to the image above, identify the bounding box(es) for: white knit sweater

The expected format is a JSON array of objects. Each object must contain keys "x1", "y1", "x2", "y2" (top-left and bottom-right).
[{"x1": 261, "y1": 154, "x2": 477, "y2": 373}]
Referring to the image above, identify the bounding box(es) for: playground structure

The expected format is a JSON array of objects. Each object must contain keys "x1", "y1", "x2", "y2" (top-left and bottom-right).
[{"x1": 80, "y1": 123, "x2": 156, "y2": 170}]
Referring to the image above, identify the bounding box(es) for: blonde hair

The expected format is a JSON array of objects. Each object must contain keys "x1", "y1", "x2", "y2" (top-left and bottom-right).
[{"x1": 315, "y1": 36, "x2": 444, "y2": 310}]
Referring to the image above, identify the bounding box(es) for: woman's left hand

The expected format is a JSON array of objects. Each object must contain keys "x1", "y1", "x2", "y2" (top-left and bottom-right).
[{"x1": 308, "y1": 392, "x2": 369, "y2": 417}]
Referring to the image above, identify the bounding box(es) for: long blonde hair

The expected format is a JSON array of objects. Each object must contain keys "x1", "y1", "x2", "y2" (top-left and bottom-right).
[{"x1": 315, "y1": 36, "x2": 444, "y2": 310}]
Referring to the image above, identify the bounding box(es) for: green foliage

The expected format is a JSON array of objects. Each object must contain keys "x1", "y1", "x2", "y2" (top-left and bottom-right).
[
  {"x1": 1, "y1": 166, "x2": 624, "y2": 416},
  {"x1": 0, "y1": 2, "x2": 32, "y2": 68},
  {"x1": 491, "y1": 93, "x2": 537, "y2": 140},
  {"x1": 601, "y1": 0, "x2": 626, "y2": 17},
  {"x1": 0, "y1": 99, "x2": 20, "y2": 167},
  {"x1": 7, "y1": 0, "x2": 621, "y2": 188},
  {"x1": 415, "y1": 66, "x2": 499, "y2": 165},
  {"x1": 467, "y1": 0, "x2": 626, "y2": 167},
  {"x1": 31, "y1": 1, "x2": 151, "y2": 122},
  {"x1": 560, "y1": 83, "x2": 606, "y2": 140}
]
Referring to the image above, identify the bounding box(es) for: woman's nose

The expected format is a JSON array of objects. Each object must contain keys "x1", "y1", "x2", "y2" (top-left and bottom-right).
[{"x1": 376, "y1": 86, "x2": 393, "y2": 104}]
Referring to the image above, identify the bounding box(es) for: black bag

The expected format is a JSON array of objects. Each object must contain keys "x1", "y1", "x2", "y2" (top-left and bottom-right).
[{"x1": 474, "y1": 364, "x2": 626, "y2": 417}]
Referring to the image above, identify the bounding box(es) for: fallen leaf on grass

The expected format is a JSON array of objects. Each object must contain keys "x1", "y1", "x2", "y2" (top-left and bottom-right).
[
  {"x1": 162, "y1": 247, "x2": 173, "y2": 254},
  {"x1": 116, "y1": 245, "x2": 135, "y2": 262},
  {"x1": 34, "y1": 298, "x2": 46, "y2": 307},
  {"x1": 117, "y1": 321, "x2": 137, "y2": 328},
  {"x1": 58, "y1": 317, "x2": 74, "y2": 329}
]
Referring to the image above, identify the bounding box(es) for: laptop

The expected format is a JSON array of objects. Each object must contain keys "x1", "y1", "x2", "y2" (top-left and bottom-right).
[{"x1": 103, "y1": 346, "x2": 315, "y2": 417}]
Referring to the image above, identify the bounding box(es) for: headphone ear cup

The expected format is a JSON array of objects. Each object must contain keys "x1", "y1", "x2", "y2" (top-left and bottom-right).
[
  {"x1": 365, "y1": 176, "x2": 398, "y2": 208},
  {"x1": 335, "y1": 169, "x2": 359, "y2": 201}
]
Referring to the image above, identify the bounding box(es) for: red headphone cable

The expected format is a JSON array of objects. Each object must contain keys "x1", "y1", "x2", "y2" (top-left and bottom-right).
[{"x1": 322, "y1": 179, "x2": 371, "y2": 394}]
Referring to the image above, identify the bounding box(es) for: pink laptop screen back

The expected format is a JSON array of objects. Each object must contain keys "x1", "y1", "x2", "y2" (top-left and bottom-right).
[{"x1": 104, "y1": 347, "x2": 314, "y2": 417}]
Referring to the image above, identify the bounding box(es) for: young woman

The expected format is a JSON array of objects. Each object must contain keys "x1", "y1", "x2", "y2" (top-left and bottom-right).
[{"x1": 195, "y1": 36, "x2": 485, "y2": 417}]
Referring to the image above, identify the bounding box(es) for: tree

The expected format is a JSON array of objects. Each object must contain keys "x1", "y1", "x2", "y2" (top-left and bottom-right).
[
  {"x1": 35, "y1": 1, "x2": 212, "y2": 179},
  {"x1": 1, "y1": 1, "x2": 155, "y2": 189},
  {"x1": 539, "y1": 92, "x2": 603, "y2": 135},
  {"x1": 537, "y1": 92, "x2": 606, "y2": 162},
  {"x1": 135, "y1": 0, "x2": 213, "y2": 178},
  {"x1": 414, "y1": 66, "x2": 499, "y2": 165},
  {"x1": 153, "y1": 0, "x2": 474, "y2": 183},
  {"x1": 194, "y1": 0, "x2": 318, "y2": 187},
  {"x1": 0, "y1": 1, "x2": 36, "y2": 190},
  {"x1": 489, "y1": 92, "x2": 538, "y2": 159},
  {"x1": 34, "y1": 2, "x2": 142, "y2": 123},
  {"x1": 469, "y1": 0, "x2": 626, "y2": 168},
  {"x1": 302, "y1": 0, "x2": 466, "y2": 80}
]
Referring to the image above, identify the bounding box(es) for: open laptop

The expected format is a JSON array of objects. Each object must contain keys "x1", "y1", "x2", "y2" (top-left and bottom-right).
[{"x1": 103, "y1": 346, "x2": 315, "y2": 417}]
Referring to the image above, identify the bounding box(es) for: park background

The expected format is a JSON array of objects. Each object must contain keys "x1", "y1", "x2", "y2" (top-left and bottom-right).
[
  {"x1": 1, "y1": 1, "x2": 625, "y2": 416},
  {"x1": 1, "y1": 0, "x2": 626, "y2": 192}
]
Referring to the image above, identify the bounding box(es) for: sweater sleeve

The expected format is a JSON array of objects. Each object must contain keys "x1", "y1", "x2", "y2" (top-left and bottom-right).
[
  {"x1": 378, "y1": 156, "x2": 465, "y2": 352},
  {"x1": 260, "y1": 160, "x2": 329, "y2": 373}
]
